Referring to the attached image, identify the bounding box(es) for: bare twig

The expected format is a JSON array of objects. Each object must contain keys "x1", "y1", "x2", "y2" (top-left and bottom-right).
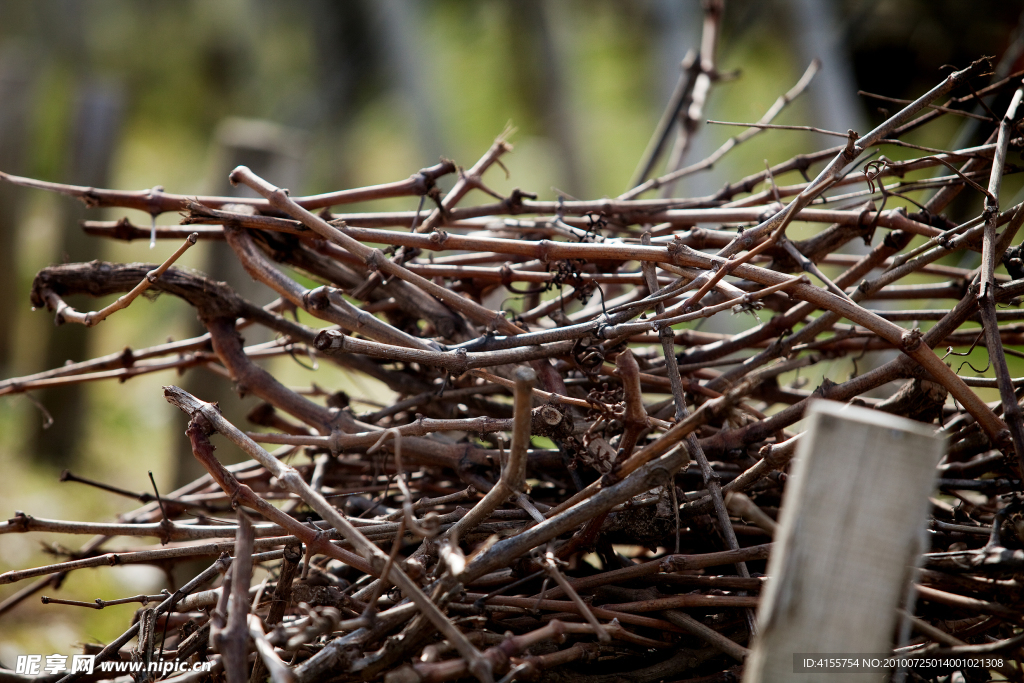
[
  {"x1": 214, "y1": 511, "x2": 253, "y2": 683},
  {"x1": 977, "y1": 83, "x2": 1024, "y2": 467},
  {"x1": 40, "y1": 232, "x2": 198, "y2": 326},
  {"x1": 445, "y1": 367, "x2": 535, "y2": 546}
]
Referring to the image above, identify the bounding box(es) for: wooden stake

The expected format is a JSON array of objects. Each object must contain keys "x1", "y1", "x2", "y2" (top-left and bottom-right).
[{"x1": 743, "y1": 400, "x2": 945, "y2": 683}]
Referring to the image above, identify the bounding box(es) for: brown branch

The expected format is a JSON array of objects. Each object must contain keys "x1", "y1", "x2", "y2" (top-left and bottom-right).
[
  {"x1": 227, "y1": 166, "x2": 523, "y2": 337},
  {"x1": 165, "y1": 387, "x2": 496, "y2": 683},
  {"x1": 977, "y1": 83, "x2": 1024, "y2": 469},
  {"x1": 614, "y1": 349, "x2": 649, "y2": 459},
  {"x1": 445, "y1": 368, "x2": 535, "y2": 546},
  {"x1": 625, "y1": 58, "x2": 820, "y2": 198},
  {"x1": 214, "y1": 511, "x2": 253, "y2": 683},
  {"x1": 713, "y1": 58, "x2": 989, "y2": 259},
  {"x1": 0, "y1": 160, "x2": 455, "y2": 215},
  {"x1": 40, "y1": 233, "x2": 198, "y2": 327}
]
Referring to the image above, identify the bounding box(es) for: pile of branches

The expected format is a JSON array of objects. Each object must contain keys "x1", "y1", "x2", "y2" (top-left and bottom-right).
[{"x1": 3, "y1": 47, "x2": 1024, "y2": 683}]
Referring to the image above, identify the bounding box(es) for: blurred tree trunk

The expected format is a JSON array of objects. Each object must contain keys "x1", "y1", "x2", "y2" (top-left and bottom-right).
[
  {"x1": 785, "y1": 0, "x2": 867, "y2": 148},
  {"x1": 32, "y1": 81, "x2": 123, "y2": 468},
  {"x1": 305, "y1": 0, "x2": 382, "y2": 191},
  {"x1": 368, "y1": 0, "x2": 445, "y2": 163},
  {"x1": 507, "y1": 0, "x2": 586, "y2": 198},
  {"x1": 0, "y1": 45, "x2": 36, "y2": 376}
]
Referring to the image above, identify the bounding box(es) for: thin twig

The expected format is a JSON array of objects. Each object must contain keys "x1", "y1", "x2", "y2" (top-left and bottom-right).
[{"x1": 44, "y1": 232, "x2": 198, "y2": 327}]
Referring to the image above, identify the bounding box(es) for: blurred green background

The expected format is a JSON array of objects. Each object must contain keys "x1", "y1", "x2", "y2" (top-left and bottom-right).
[{"x1": 0, "y1": 0, "x2": 1021, "y2": 661}]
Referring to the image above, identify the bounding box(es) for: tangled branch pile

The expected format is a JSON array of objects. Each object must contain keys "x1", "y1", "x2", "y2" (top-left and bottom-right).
[{"x1": 3, "y1": 49, "x2": 1024, "y2": 683}]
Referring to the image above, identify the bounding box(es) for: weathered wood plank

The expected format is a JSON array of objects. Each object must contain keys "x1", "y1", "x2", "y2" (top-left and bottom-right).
[{"x1": 744, "y1": 400, "x2": 945, "y2": 683}]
